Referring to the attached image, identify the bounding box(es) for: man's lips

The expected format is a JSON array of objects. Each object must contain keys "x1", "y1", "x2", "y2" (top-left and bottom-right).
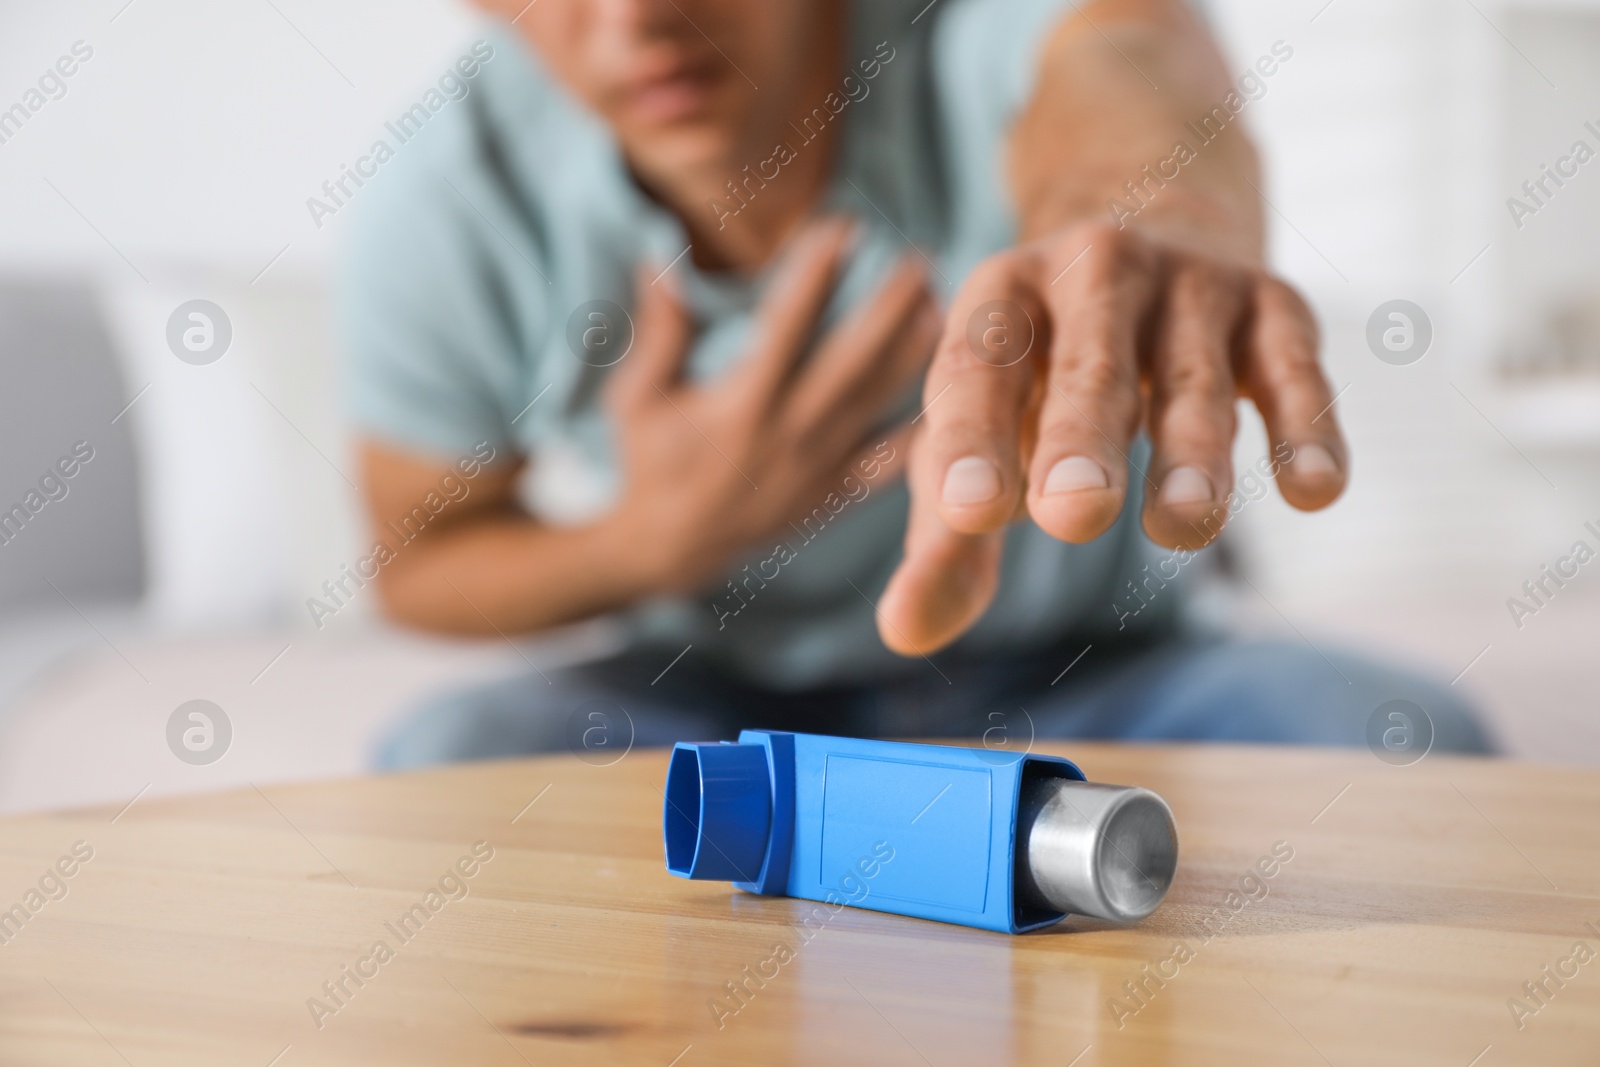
[{"x1": 620, "y1": 61, "x2": 722, "y2": 124}]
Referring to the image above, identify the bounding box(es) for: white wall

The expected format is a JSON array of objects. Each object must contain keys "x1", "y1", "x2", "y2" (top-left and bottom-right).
[
  {"x1": 0, "y1": 0, "x2": 477, "y2": 279},
  {"x1": 1206, "y1": 0, "x2": 1600, "y2": 596}
]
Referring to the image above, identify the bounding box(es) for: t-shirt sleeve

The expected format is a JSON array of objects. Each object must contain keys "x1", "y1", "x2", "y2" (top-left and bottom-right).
[
  {"x1": 924, "y1": 0, "x2": 1082, "y2": 272},
  {"x1": 337, "y1": 166, "x2": 529, "y2": 461},
  {"x1": 934, "y1": 0, "x2": 1082, "y2": 129}
]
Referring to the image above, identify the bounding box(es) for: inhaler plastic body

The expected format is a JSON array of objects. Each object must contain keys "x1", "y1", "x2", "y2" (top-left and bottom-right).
[{"x1": 662, "y1": 731, "x2": 1178, "y2": 934}]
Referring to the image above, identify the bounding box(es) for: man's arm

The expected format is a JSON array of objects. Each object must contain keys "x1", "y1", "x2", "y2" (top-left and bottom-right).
[
  {"x1": 360, "y1": 441, "x2": 652, "y2": 634},
  {"x1": 877, "y1": 0, "x2": 1347, "y2": 654},
  {"x1": 1009, "y1": 0, "x2": 1261, "y2": 257}
]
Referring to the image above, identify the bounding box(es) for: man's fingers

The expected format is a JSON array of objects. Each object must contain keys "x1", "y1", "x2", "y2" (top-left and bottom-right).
[
  {"x1": 783, "y1": 425, "x2": 915, "y2": 545},
  {"x1": 876, "y1": 460, "x2": 1005, "y2": 657},
  {"x1": 841, "y1": 423, "x2": 914, "y2": 493},
  {"x1": 784, "y1": 255, "x2": 931, "y2": 433},
  {"x1": 1242, "y1": 277, "x2": 1347, "y2": 510},
  {"x1": 872, "y1": 294, "x2": 944, "y2": 416},
  {"x1": 916, "y1": 254, "x2": 1042, "y2": 534},
  {"x1": 1141, "y1": 263, "x2": 1246, "y2": 550},
  {"x1": 1026, "y1": 229, "x2": 1157, "y2": 543},
  {"x1": 733, "y1": 217, "x2": 855, "y2": 407},
  {"x1": 866, "y1": 423, "x2": 916, "y2": 478},
  {"x1": 604, "y1": 265, "x2": 693, "y2": 413},
  {"x1": 798, "y1": 288, "x2": 941, "y2": 465}
]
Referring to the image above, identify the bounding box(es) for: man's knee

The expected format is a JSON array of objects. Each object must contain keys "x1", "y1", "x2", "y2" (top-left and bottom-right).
[
  {"x1": 375, "y1": 671, "x2": 572, "y2": 769},
  {"x1": 1037, "y1": 638, "x2": 1495, "y2": 751},
  {"x1": 372, "y1": 664, "x2": 737, "y2": 770},
  {"x1": 1175, "y1": 640, "x2": 1494, "y2": 753}
]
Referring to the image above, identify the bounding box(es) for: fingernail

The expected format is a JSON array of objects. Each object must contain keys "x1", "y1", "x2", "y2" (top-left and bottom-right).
[
  {"x1": 1043, "y1": 456, "x2": 1109, "y2": 494},
  {"x1": 1159, "y1": 466, "x2": 1214, "y2": 507},
  {"x1": 942, "y1": 456, "x2": 1001, "y2": 505},
  {"x1": 1291, "y1": 443, "x2": 1339, "y2": 479}
]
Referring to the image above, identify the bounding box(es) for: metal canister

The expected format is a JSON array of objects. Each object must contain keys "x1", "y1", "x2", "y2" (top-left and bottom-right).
[{"x1": 1016, "y1": 777, "x2": 1179, "y2": 922}]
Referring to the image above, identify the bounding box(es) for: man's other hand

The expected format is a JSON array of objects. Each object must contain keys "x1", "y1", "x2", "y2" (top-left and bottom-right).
[{"x1": 607, "y1": 218, "x2": 937, "y2": 595}]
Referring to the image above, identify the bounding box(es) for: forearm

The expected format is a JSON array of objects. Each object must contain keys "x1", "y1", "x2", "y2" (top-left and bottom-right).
[
  {"x1": 1009, "y1": 0, "x2": 1263, "y2": 261},
  {"x1": 375, "y1": 510, "x2": 656, "y2": 636},
  {"x1": 359, "y1": 439, "x2": 663, "y2": 636}
]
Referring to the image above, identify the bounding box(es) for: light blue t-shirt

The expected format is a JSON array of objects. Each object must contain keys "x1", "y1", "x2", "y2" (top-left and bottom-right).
[{"x1": 341, "y1": 0, "x2": 1168, "y2": 688}]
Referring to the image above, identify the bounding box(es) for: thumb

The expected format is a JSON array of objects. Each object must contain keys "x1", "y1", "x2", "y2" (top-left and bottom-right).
[{"x1": 876, "y1": 437, "x2": 1005, "y2": 656}]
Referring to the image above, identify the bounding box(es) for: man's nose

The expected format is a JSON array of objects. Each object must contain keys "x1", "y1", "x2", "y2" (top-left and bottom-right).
[{"x1": 593, "y1": 0, "x2": 689, "y2": 39}]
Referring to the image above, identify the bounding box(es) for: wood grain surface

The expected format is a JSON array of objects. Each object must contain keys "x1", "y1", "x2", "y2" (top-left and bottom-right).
[{"x1": 1, "y1": 741, "x2": 1597, "y2": 1066}]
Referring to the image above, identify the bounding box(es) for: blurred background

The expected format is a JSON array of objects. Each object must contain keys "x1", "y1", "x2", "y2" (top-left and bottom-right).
[{"x1": 0, "y1": 0, "x2": 1596, "y2": 814}]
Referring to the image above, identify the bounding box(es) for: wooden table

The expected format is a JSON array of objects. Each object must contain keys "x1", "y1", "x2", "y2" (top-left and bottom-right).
[{"x1": 2, "y1": 742, "x2": 1597, "y2": 1066}]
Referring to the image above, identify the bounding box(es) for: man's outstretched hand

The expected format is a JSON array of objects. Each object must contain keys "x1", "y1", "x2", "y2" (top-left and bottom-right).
[{"x1": 876, "y1": 222, "x2": 1348, "y2": 656}]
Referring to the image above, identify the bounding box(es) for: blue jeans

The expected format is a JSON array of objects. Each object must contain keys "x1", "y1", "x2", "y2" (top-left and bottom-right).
[{"x1": 375, "y1": 634, "x2": 1495, "y2": 768}]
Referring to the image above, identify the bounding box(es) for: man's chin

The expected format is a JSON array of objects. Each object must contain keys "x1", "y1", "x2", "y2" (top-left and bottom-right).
[{"x1": 624, "y1": 123, "x2": 743, "y2": 189}]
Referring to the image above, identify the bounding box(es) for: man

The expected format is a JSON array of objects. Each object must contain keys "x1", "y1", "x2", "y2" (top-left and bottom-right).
[{"x1": 343, "y1": 0, "x2": 1490, "y2": 763}]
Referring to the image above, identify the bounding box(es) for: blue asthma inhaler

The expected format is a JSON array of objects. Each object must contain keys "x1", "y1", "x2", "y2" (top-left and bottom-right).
[{"x1": 662, "y1": 731, "x2": 1178, "y2": 934}]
